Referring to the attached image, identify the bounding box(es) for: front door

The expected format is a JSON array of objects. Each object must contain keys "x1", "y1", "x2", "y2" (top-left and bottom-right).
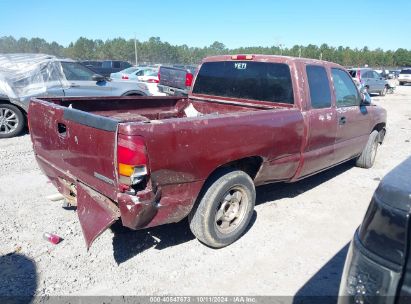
[{"x1": 331, "y1": 68, "x2": 371, "y2": 164}]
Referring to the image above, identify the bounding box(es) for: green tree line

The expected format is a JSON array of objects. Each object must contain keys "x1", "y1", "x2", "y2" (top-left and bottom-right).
[{"x1": 1, "y1": 35, "x2": 411, "y2": 67}]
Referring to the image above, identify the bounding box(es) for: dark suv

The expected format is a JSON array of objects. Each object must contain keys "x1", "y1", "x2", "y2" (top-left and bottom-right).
[
  {"x1": 80, "y1": 60, "x2": 132, "y2": 77},
  {"x1": 339, "y1": 156, "x2": 411, "y2": 304}
]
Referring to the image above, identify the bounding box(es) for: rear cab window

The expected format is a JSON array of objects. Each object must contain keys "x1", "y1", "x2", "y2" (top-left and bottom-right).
[
  {"x1": 400, "y1": 69, "x2": 411, "y2": 74},
  {"x1": 306, "y1": 65, "x2": 332, "y2": 109},
  {"x1": 192, "y1": 61, "x2": 294, "y2": 104}
]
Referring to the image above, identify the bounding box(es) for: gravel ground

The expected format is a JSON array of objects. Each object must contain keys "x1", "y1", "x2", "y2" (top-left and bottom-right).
[{"x1": 1, "y1": 85, "x2": 411, "y2": 301}]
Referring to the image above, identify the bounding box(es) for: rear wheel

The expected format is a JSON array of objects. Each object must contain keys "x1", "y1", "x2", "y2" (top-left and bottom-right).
[
  {"x1": 188, "y1": 169, "x2": 255, "y2": 248},
  {"x1": 0, "y1": 104, "x2": 25, "y2": 138},
  {"x1": 356, "y1": 130, "x2": 379, "y2": 169}
]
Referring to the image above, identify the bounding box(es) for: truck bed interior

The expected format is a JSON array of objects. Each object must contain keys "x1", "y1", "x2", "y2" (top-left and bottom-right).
[{"x1": 41, "y1": 96, "x2": 274, "y2": 123}]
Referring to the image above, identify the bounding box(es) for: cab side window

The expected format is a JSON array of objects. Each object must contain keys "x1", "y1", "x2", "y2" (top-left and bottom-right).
[
  {"x1": 372, "y1": 71, "x2": 381, "y2": 79},
  {"x1": 332, "y1": 68, "x2": 361, "y2": 107},
  {"x1": 363, "y1": 71, "x2": 372, "y2": 78},
  {"x1": 306, "y1": 65, "x2": 332, "y2": 109}
]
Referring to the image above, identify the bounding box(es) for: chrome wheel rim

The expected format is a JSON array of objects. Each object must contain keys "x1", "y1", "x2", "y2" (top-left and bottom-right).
[
  {"x1": 0, "y1": 107, "x2": 19, "y2": 134},
  {"x1": 215, "y1": 186, "x2": 248, "y2": 234}
]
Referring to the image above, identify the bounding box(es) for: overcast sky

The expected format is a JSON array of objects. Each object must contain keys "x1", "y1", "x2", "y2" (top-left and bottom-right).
[{"x1": 1, "y1": 0, "x2": 409, "y2": 50}]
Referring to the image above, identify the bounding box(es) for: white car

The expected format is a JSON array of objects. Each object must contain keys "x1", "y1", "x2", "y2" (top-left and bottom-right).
[
  {"x1": 398, "y1": 69, "x2": 411, "y2": 85},
  {"x1": 110, "y1": 67, "x2": 165, "y2": 96}
]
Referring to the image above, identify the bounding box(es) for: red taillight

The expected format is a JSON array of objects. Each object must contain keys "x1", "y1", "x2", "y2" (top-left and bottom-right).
[
  {"x1": 146, "y1": 78, "x2": 159, "y2": 83},
  {"x1": 231, "y1": 54, "x2": 254, "y2": 60},
  {"x1": 158, "y1": 71, "x2": 161, "y2": 82},
  {"x1": 121, "y1": 75, "x2": 129, "y2": 80},
  {"x1": 185, "y1": 73, "x2": 193, "y2": 87},
  {"x1": 117, "y1": 134, "x2": 148, "y2": 188}
]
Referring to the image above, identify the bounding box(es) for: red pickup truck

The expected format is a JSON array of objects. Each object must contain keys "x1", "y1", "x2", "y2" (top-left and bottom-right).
[{"x1": 29, "y1": 55, "x2": 387, "y2": 249}]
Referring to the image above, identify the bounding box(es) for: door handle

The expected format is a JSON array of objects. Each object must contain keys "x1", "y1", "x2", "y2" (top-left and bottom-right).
[
  {"x1": 70, "y1": 83, "x2": 80, "y2": 88},
  {"x1": 339, "y1": 116, "x2": 347, "y2": 125}
]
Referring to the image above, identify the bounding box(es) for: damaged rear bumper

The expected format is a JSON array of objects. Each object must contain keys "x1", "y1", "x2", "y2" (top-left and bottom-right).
[{"x1": 35, "y1": 155, "x2": 203, "y2": 248}]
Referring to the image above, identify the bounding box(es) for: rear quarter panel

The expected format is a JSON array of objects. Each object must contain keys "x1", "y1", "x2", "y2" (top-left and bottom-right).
[{"x1": 119, "y1": 108, "x2": 305, "y2": 187}]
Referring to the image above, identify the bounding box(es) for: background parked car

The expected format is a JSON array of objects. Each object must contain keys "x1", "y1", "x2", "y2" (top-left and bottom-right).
[
  {"x1": 348, "y1": 68, "x2": 389, "y2": 96},
  {"x1": 387, "y1": 70, "x2": 400, "y2": 79},
  {"x1": 0, "y1": 54, "x2": 161, "y2": 138},
  {"x1": 338, "y1": 156, "x2": 411, "y2": 304},
  {"x1": 110, "y1": 67, "x2": 158, "y2": 81},
  {"x1": 398, "y1": 69, "x2": 411, "y2": 85},
  {"x1": 109, "y1": 67, "x2": 164, "y2": 96},
  {"x1": 79, "y1": 60, "x2": 132, "y2": 77}
]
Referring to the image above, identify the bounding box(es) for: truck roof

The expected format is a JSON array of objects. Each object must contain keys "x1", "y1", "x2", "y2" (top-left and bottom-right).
[{"x1": 202, "y1": 54, "x2": 343, "y2": 68}]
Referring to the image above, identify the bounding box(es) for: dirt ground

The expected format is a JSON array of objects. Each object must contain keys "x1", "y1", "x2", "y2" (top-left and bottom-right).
[{"x1": 1, "y1": 84, "x2": 410, "y2": 301}]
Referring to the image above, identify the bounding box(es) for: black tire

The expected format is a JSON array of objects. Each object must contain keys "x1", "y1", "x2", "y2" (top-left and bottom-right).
[
  {"x1": 188, "y1": 169, "x2": 256, "y2": 248},
  {"x1": 0, "y1": 103, "x2": 25, "y2": 139},
  {"x1": 356, "y1": 130, "x2": 379, "y2": 169},
  {"x1": 399, "y1": 82, "x2": 404, "y2": 86}
]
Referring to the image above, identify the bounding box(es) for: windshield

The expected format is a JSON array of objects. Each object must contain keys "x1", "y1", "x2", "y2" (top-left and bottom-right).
[
  {"x1": 192, "y1": 61, "x2": 294, "y2": 104},
  {"x1": 400, "y1": 69, "x2": 411, "y2": 74}
]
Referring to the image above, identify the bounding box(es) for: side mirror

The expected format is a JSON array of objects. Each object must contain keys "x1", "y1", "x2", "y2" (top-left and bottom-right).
[
  {"x1": 360, "y1": 92, "x2": 371, "y2": 105},
  {"x1": 92, "y1": 74, "x2": 106, "y2": 82},
  {"x1": 358, "y1": 85, "x2": 370, "y2": 105}
]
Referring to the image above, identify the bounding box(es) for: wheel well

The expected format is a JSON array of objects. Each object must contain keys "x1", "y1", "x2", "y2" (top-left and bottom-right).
[
  {"x1": 215, "y1": 156, "x2": 263, "y2": 180},
  {"x1": 191, "y1": 156, "x2": 263, "y2": 216},
  {"x1": 0, "y1": 99, "x2": 27, "y2": 114},
  {"x1": 373, "y1": 122, "x2": 386, "y2": 143},
  {"x1": 0, "y1": 99, "x2": 27, "y2": 125},
  {"x1": 122, "y1": 91, "x2": 145, "y2": 96}
]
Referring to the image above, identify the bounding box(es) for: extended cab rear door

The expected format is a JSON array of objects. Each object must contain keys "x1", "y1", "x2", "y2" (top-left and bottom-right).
[{"x1": 298, "y1": 64, "x2": 337, "y2": 177}]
